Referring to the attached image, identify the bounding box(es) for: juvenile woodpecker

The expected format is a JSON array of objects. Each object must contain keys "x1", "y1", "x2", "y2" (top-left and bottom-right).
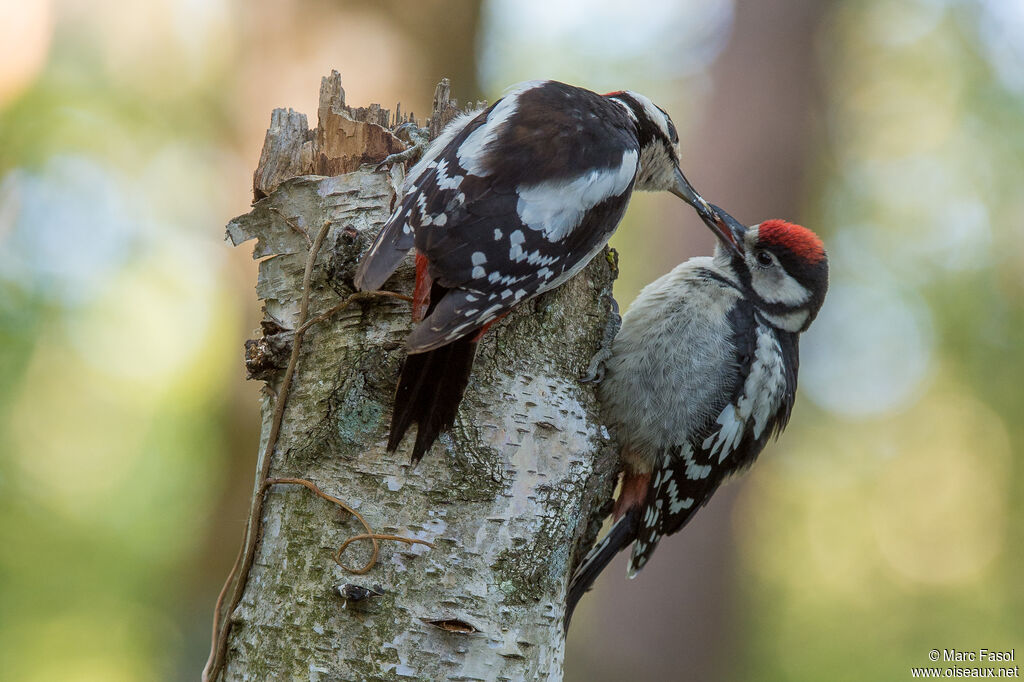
[
  {"x1": 565, "y1": 205, "x2": 829, "y2": 628},
  {"x1": 354, "y1": 80, "x2": 714, "y2": 464}
]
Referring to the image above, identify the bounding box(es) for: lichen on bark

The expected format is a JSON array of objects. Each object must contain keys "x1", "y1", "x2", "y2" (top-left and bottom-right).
[{"x1": 217, "y1": 72, "x2": 619, "y2": 681}]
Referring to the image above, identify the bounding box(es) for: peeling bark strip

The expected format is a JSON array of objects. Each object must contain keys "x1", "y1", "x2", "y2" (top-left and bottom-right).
[{"x1": 216, "y1": 72, "x2": 619, "y2": 681}]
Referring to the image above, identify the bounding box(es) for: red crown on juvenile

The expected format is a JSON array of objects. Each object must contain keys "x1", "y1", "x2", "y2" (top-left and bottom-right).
[{"x1": 757, "y1": 220, "x2": 826, "y2": 264}]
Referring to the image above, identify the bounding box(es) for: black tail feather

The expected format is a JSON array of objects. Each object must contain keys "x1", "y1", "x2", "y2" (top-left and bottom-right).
[
  {"x1": 387, "y1": 335, "x2": 478, "y2": 464},
  {"x1": 564, "y1": 507, "x2": 641, "y2": 633}
]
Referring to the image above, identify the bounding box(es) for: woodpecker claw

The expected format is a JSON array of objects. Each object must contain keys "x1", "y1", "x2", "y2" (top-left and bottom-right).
[
  {"x1": 375, "y1": 146, "x2": 422, "y2": 172},
  {"x1": 581, "y1": 348, "x2": 611, "y2": 384},
  {"x1": 375, "y1": 123, "x2": 430, "y2": 171},
  {"x1": 582, "y1": 295, "x2": 620, "y2": 384}
]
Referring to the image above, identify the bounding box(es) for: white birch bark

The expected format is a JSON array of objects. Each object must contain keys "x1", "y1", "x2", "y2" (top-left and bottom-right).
[{"x1": 216, "y1": 72, "x2": 620, "y2": 681}]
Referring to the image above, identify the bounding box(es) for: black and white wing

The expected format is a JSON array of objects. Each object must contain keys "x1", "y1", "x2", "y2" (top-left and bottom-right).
[
  {"x1": 353, "y1": 107, "x2": 486, "y2": 292},
  {"x1": 628, "y1": 315, "x2": 799, "y2": 575},
  {"x1": 355, "y1": 80, "x2": 641, "y2": 352}
]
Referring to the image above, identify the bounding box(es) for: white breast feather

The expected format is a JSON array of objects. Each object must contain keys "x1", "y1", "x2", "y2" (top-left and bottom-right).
[{"x1": 598, "y1": 258, "x2": 742, "y2": 470}]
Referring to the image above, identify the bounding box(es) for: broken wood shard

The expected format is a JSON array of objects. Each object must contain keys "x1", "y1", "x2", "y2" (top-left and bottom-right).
[
  {"x1": 253, "y1": 69, "x2": 406, "y2": 199},
  {"x1": 253, "y1": 108, "x2": 312, "y2": 200},
  {"x1": 313, "y1": 70, "x2": 407, "y2": 178}
]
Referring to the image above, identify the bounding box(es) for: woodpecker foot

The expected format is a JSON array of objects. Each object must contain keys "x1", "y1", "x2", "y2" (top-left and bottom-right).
[
  {"x1": 580, "y1": 296, "x2": 621, "y2": 384},
  {"x1": 581, "y1": 348, "x2": 610, "y2": 384},
  {"x1": 375, "y1": 122, "x2": 430, "y2": 171}
]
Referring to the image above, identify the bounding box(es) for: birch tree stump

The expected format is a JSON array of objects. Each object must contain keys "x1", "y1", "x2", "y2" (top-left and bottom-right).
[{"x1": 217, "y1": 72, "x2": 619, "y2": 681}]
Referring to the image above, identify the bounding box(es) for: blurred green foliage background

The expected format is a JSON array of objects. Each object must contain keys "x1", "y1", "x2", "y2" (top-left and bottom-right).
[{"x1": 0, "y1": 0, "x2": 1021, "y2": 680}]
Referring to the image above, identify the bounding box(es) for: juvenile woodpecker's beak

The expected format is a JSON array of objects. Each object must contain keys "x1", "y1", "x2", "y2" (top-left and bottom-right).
[
  {"x1": 701, "y1": 203, "x2": 746, "y2": 257},
  {"x1": 669, "y1": 167, "x2": 715, "y2": 223}
]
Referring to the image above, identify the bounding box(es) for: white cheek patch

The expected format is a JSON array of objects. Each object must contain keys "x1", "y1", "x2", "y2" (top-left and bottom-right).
[
  {"x1": 746, "y1": 225, "x2": 812, "y2": 307},
  {"x1": 457, "y1": 80, "x2": 545, "y2": 176},
  {"x1": 515, "y1": 149, "x2": 638, "y2": 241},
  {"x1": 752, "y1": 266, "x2": 812, "y2": 306},
  {"x1": 759, "y1": 308, "x2": 809, "y2": 333}
]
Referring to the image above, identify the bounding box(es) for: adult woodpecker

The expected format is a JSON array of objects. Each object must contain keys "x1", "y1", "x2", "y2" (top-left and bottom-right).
[
  {"x1": 354, "y1": 80, "x2": 714, "y2": 464},
  {"x1": 564, "y1": 205, "x2": 828, "y2": 628}
]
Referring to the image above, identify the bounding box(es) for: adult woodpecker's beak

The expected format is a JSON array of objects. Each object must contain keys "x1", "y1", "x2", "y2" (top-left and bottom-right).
[
  {"x1": 669, "y1": 167, "x2": 715, "y2": 223},
  {"x1": 700, "y1": 203, "x2": 746, "y2": 257},
  {"x1": 668, "y1": 167, "x2": 745, "y2": 257}
]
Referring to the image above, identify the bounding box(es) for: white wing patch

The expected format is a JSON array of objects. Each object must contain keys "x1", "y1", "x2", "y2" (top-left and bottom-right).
[
  {"x1": 508, "y1": 229, "x2": 526, "y2": 262},
  {"x1": 702, "y1": 326, "x2": 787, "y2": 463},
  {"x1": 664, "y1": 479, "x2": 694, "y2": 515},
  {"x1": 515, "y1": 149, "x2": 638, "y2": 242},
  {"x1": 457, "y1": 80, "x2": 545, "y2": 177},
  {"x1": 681, "y1": 442, "x2": 712, "y2": 480},
  {"x1": 433, "y1": 158, "x2": 464, "y2": 191},
  {"x1": 405, "y1": 109, "x2": 481, "y2": 191}
]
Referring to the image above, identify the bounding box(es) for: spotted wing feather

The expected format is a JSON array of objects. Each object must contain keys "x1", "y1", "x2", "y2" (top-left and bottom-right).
[{"x1": 353, "y1": 109, "x2": 491, "y2": 292}]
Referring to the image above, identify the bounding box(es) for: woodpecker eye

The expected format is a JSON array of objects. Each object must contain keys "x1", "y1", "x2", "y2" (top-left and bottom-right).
[{"x1": 755, "y1": 250, "x2": 774, "y2": 267}]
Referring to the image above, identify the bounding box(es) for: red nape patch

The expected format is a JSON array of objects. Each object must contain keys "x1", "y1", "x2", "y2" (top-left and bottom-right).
[
  {"x1": 603, "y1": 90, "x2": 626, "y2": 97},
  {"x1": 613, "y1": 470, "x2": 651, "y2": 520},
  {"x1": 757, "y1": 220, "x2": 826, "y2": 264}
]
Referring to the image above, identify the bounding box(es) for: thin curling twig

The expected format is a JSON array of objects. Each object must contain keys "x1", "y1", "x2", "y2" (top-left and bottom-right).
[
  {"x1": 203, "y1": 219, "x2": 411, "y2": 682},
  {"x1": 205, "y1": 543, "x2": 242, "y2": 681},
  {"x1": 264, "y1": 477, "x2": 434, "y2": 574},
  {"x1": 335, "y1": 533, "x2": 434, "y2": 573}
]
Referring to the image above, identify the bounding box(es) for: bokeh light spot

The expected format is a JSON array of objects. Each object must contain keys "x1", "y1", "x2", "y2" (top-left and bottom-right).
[
  {"x1": 0, "y1": 0, "x2": 52, "y2": 106},
  {"x1": 871, "y1": 392, "x2": 1010, "y2": 586},
  {"x1": 480, "y1": 0, "x2": 733, "y2": 91},
  {"x1": 801, "y1": 282, "x2": 933, "y2": 417},
  {"x1": 0, "y1": 156, "x2": 140, "y2": 305}
]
